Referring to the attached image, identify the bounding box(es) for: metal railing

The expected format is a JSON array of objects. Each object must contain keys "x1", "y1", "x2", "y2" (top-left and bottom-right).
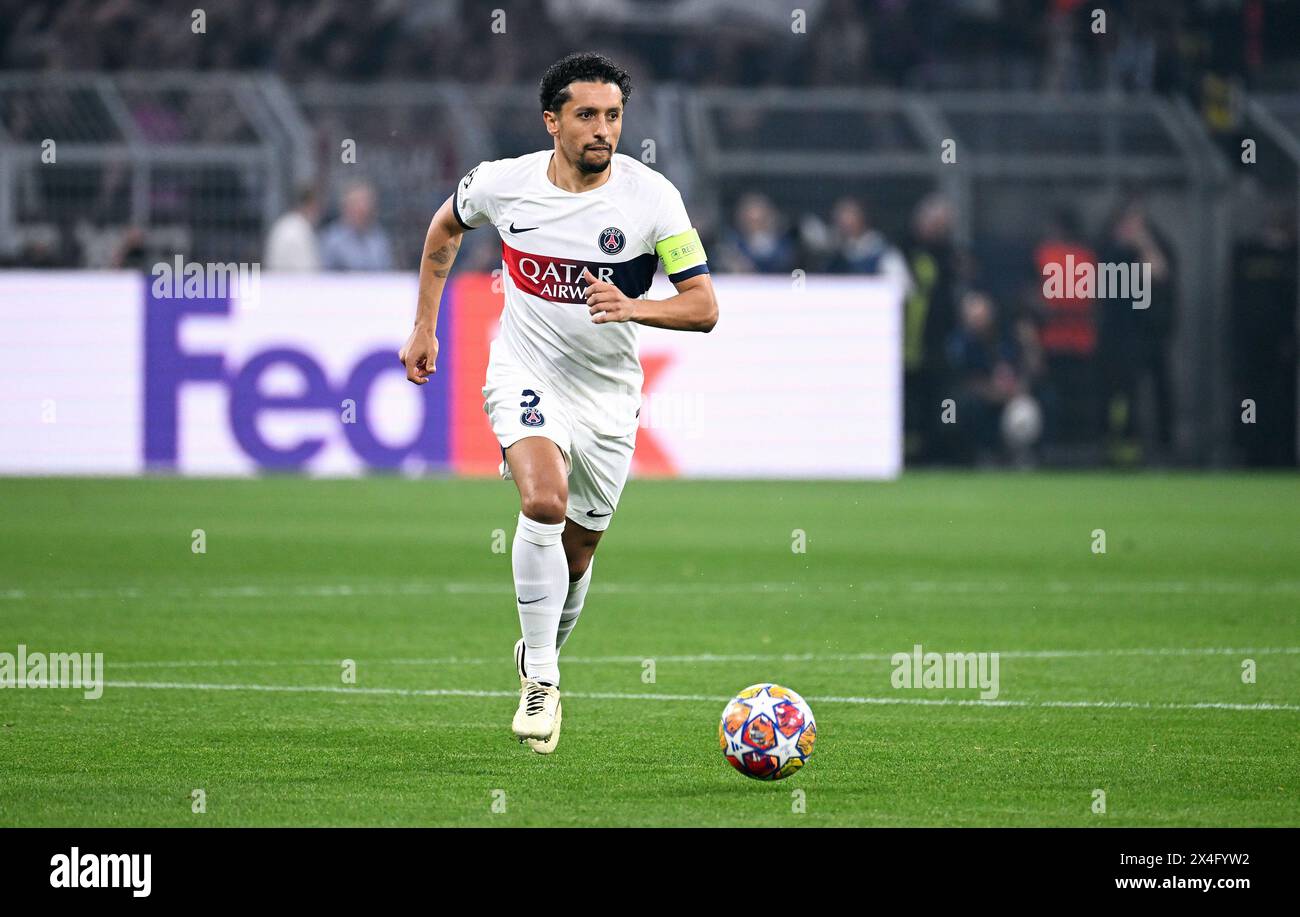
[{"x1": 0, "y1": 72, "x2": 308, "y2": 265}]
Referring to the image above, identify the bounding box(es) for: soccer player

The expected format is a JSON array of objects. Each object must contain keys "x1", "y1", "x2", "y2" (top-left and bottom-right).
[{"x1": 399, "y1": 53, "x2": 717, "y2": 754}]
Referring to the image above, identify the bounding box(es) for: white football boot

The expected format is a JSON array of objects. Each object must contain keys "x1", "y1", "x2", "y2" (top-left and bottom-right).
[{"x1": 512, "y1": 638, "x2": 561, "y2": 751}]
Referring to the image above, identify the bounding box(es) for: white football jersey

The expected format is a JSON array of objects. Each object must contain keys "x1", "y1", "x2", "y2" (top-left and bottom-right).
[{"x1": 454, "y1": 149, "x2": 709, "y2": 436}]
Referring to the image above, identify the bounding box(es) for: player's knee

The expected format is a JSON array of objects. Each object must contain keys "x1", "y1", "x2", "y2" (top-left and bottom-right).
[
  {"x1": 521, "y1": 492, "x2": 567, "y2": 525},
  {"x1": 568, "y1": 558, "x2": 591, "y2": 581}
]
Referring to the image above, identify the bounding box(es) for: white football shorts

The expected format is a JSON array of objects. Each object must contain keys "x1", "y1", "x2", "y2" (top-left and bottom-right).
[{"x1": 481, "y1": 355, "x2": 637, "y2": 533}]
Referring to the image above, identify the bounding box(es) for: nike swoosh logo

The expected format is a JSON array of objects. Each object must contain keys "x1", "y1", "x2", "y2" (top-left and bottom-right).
[
  {"x1": 509, "y1": 223, "x2": 539, "y2": 233},
  {"x1": 586, "y1": 510, "x2": 612, "y2": 518},
  {"x1": 517, "y1": 595, "x2": 548, "y2": 605}
]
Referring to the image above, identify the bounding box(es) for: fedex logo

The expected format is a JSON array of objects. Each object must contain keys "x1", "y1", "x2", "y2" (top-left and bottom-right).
[{"x1": 142, "y1": 289, "x2": 450, "y2": 471}]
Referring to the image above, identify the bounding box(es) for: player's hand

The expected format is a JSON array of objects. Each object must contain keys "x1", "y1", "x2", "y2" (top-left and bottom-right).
[
  {"x1": 399, "y1": 325, "x2": 439, "y2": 385},
  {"x1": 583, "y1": 267, "x2": 636, "y2": 324}
]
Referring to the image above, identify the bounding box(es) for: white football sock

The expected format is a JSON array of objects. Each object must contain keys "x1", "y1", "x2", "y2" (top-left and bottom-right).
[
  {"x1": 512, "y1": 511, "x2": 568, "y2": 685},
  {"x1": 557, "y1": 559, "x2": 593, "y2": 652}
]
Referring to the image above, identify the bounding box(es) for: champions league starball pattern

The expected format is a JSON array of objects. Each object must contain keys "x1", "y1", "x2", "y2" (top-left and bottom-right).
[{"x1": 719, "y1": 683, "x2": 816, "y2": 780}]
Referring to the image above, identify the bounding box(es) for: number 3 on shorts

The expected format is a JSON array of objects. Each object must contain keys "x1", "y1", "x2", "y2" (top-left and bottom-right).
[{"x1": 519, "y1": 389, "x2": 545, "y2": 428}]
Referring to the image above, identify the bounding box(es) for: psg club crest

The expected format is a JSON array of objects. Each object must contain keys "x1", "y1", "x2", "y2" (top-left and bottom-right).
[
  {"x1": 520, "y1": 407, "x2": 545, "y2": 427},
  {"x1": 598, "y1": 227, "x2": 625, "y2": 255}
]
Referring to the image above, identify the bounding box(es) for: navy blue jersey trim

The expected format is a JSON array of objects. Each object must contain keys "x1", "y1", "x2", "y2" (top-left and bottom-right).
[
  {"x1": 667, "y1": 262, "x2": 710, "y2": 284},
  {"x1": 610, "y1": 251, "x2": 660, "y2": 299}
]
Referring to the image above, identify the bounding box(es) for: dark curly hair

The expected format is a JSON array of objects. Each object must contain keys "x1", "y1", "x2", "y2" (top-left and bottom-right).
[{"x1": 539, "y1": 52, "x2": 633, "y2": 114}]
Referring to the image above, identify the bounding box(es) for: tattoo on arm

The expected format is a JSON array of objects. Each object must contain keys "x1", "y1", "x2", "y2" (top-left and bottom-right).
[{"x1": 425, "y1": 236, "x2": 462, "y2": 278}]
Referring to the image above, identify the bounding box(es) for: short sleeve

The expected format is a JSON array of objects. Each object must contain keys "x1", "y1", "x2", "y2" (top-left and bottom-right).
[
  {"x1": 454, "y1": 160, "x2": 497, "y2": 230},
  {"x1": 654, "y1": 182, "x2": 710, "y2": 283},
  {"x1": 653, "y1": 182, "x2": 694, "y2": 243}
]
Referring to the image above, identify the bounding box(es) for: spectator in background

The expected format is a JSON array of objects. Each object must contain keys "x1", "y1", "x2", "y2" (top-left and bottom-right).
[
  {"x1": 945, "y1": 291, "x2": 1029, "y2": 464},
  {"x1": 823, "y1": 197, "x2": 911, "y2": 292},
  {"x1": 903, "y1": 193, "x2": 961, "y2": 463},
  {"x1": 320, "y1": 181, "x2": 393, "y2": 271},
  {"x1": 718, "y1": 192, "x2": 797, "y2": 274},
  {"x1": 1231, "y1": 204, "x2": 1297, "y2": 466},
  {"x1": 1097, "y1": 197, "x2": 1176, "y2": 459},
  {"x1": 1034, "y1": 207, "x2": 1099, "y2": 447},
  {"x1": 112, "y1": 226, "x2": 150, "y2": 270},
  {"x1": 265, "y1": 185, "x2": 322, "y2": 271}
]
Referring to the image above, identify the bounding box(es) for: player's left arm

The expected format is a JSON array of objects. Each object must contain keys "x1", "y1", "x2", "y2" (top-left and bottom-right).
[{"x1": 583, "y1": 267, "x2": 718, "y2": 333}]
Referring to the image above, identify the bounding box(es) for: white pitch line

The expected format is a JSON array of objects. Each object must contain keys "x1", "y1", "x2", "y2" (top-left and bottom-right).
[
  {"x1": 98, "y1": 680, "x2": 1300, "y2": 712},
  {"x1": 103, "y1": 680, "x2": 518, "y2": 698},
  {"x1": 5, "y1": 578, "x2": 1300, "y2": 602},
  {"x1": 105, "y1": 646, "x2": 1300, "y2": 669}
]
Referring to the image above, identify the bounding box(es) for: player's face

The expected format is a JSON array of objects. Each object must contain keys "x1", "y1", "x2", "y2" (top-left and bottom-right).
[{"x1": 550, "y1": 81, "x2": 623, "y2": 174}]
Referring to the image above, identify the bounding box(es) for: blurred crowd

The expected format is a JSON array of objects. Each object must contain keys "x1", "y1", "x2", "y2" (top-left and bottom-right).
[
  {"x1": 2, "y1": 0, "x2": 1296, "y2": 466},
  {"x1": 707, "y1": 187, "x2": 1208, "y2": 467},
  {"x1": 4, "y1": 0, "x2": 1297, "y2": 95}
]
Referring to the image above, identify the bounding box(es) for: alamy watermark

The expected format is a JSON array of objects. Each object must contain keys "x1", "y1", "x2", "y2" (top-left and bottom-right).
[
  {"x1": 151, "y1": 255, "x2": 261, "y2": 308},
  {"x1": 0, "y1": 644, "x2": 104, "y2": 699},
  {"x1": 50, "y1": 847, "x2": 150, "y2": 897},
  {"x1": 1042, "y1": 255, "x2": 1151, "y2": 310},
  {"x1": 891, "y1": 644, "x2": 1000, "y2": 700}
]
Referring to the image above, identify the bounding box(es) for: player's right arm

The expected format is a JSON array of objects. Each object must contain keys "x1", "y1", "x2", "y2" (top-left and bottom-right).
[{"x1": 400, "y1": 195, "x2": 465, "y2": 385}]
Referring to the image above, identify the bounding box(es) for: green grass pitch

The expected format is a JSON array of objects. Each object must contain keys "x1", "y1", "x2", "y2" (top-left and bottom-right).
[{"x1": 0, "y1": 472, "x2": 1296, "y2": 826}]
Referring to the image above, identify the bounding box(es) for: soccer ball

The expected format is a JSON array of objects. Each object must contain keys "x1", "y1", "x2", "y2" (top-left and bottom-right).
[
  {"x1": 1001, "y1": 393, "x2": 1043, "y2": 449},
  {"x1": 719, "y1": 683, "x2": 816, "y2": 780}
]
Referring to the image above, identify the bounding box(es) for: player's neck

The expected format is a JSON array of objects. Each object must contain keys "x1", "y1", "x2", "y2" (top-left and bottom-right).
[{"x1": 547, "y1": 150, "x2": 613, "y2": 194}]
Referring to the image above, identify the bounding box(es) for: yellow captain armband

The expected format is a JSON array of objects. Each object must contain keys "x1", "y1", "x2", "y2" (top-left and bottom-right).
[{"x1": 655, "y1": 228, "x2": 710, "y2": 281}]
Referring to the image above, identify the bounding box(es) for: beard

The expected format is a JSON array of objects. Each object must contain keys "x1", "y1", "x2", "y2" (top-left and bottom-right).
[{"x1": 576, "y1": 147, "x2": 612, "y2": 174}]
